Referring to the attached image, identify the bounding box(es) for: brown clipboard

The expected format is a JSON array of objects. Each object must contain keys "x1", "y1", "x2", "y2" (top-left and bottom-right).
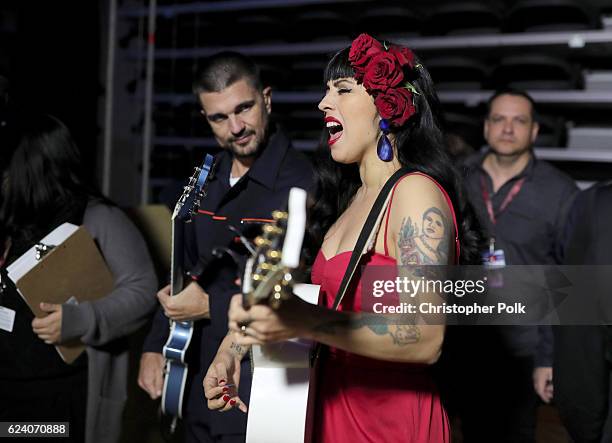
[{"x1": 14, "y1": 226, "x2": 114, "y2": 363}]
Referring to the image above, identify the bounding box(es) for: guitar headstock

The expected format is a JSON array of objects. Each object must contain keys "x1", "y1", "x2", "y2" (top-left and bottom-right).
[
  {"x1": 242, "y1": 188, "x2": 307, "y2": 309},
  {"x1": 172, "y1": 154, "x2": 215, "y2": 222}
]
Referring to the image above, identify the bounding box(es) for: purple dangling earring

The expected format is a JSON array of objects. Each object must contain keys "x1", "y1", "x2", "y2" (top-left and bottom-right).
[{"x1": 377, "y1": 119, "x2": 393, "y2": 162}]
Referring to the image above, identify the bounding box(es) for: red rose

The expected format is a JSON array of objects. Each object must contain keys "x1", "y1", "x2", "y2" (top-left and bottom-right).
[
  {"x1": 388, "y1": 45, "x2": 415, "y2": 69},
  {"x1": 349, "y1": 33, "x2": 384, "y2": 72},
  {"x1": 374, "y1": 88, "x2": 416, "y2": 127},
  {"x1": 355, "y1": 72, "x2": 365, "y2": 82},
  {"x1": 353, "y1": 65, "x2": 366, "y2": 82},
  {"x1": 362, "y1": 52, "x2": 404, "y2": 93}
]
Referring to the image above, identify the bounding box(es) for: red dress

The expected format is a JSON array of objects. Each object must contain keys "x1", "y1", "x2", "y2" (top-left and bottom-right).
[{"x1": 310, "y1": 173, "x2": 456, "y2": 443}]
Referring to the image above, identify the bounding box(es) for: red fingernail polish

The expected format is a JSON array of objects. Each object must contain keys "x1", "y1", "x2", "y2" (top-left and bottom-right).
[
  {"x1": 230, "y1": 399, "x2": 236, "y2": 406},
  {"x1": 222, "y1": 395, "x2": 230, "y2": 402},
  {"x1": 222, "y1": 387, "x2": 229, "y2": 393},
  {"x1": 219, "y1": 379, "x2": 226, "y2": 385}
]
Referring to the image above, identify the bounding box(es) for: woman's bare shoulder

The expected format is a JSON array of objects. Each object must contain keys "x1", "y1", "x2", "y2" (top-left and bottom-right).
[{"x1": 390, "y1": 174, "x2": 451, "y2": 216}]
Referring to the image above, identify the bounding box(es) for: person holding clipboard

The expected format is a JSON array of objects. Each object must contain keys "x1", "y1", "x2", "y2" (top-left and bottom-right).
[{"x1": 0, "y1": 114, "x2": 157, "y2": 443}]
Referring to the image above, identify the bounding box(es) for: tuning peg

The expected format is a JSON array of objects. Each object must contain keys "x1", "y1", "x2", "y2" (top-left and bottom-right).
[
  {"x1": 266, "y1": 250, "x2": 281, "y2": 260},
  {"x1": 270, "y1": 293, "x2": 282, "y2": 309},
  {"x1": 272, "y1": 210, "x2": 288, "y2": 220},
  {"x1": 259, "y1": 263, "x2": 273, "y2": 271},
  {"x1": 254, "y1": 237, "x2": 270, "y2": 247},
  {"x1": 263, "y1": 225, "x2": 283, "y2": 235}
]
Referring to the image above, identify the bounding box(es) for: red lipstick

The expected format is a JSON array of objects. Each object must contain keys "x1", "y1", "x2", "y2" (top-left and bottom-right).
[
  {"x1": 324, "y1": 116, "x2": 341, "y2": 124},
  {"x1": 324, "y1": 116, "x2": 343, "y2": 146}
]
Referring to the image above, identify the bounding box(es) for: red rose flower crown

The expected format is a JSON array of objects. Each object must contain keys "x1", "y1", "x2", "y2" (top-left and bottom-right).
[{"x1": 348, "y1": 33, "x2": 420, "y2": 128}]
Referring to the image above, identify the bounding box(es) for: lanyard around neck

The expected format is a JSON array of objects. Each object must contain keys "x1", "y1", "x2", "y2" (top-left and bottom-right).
[{"x1": 480, "y1": 174, "x2": 526, "y2": 225}]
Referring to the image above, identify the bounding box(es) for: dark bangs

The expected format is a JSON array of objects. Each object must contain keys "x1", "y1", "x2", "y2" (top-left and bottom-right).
[{"x1": 323, "y1": 48, "x2": 354, "y2": 84}]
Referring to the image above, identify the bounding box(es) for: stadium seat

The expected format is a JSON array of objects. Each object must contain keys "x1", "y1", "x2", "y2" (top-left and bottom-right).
[
  {"x1": 490, "y1": 54, "x2": 582, "y2": 90},
  {"x1": 504, "y1": 0, "x2": 601, "y2": 32},
  {"x1": 423, "y1": 1, "x2": 504, "y2": 35},
  {"x1": 426, "y1": 56, "x2": 490, "y2": 90}
]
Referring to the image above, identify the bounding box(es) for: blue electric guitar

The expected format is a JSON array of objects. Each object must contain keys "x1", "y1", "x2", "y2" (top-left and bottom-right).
[{"x1": 162, "y1": 154, "x2": 215, "y2": 423}]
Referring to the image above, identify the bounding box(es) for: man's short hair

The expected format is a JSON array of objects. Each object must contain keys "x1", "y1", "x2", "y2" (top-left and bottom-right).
[
  {"x1": 193, "y1": 51, "x2": 262, "y2": 94},
  {"x1": 486, "y1": 88, "x2": 538, "y2": 121}
]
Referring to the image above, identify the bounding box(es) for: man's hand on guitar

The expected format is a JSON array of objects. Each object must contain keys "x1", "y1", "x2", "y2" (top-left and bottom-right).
[
  {"x1": 157, "y1": 281, "x2": 210, "y2": 321},
  {"x1": 203, "y1": 349, "x2": 247, "y2": 413},
  {"x1": 228, "y1": 294, "x2": 313, "y2": 346},
  {"x1": 138, "y1": 352, "x2": 165, "y2": 400}
]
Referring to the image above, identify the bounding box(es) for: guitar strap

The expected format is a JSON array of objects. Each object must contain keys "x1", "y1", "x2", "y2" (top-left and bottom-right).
[{"x1": 332, "y1": 167, "x2": 416, "y2": 310}]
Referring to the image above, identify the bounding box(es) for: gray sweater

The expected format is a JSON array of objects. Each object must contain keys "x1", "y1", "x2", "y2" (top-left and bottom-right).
[{"x1": 60, "y1": 203, "x2": 157, "y2": 443}]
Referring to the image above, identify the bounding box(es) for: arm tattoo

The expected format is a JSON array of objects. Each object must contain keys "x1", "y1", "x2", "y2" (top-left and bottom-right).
[
  {"x1": 310, "y1": 208, "x2": 450, "y2": 348},
  {"x1": 226, "y1": 330, "x2": 249, "y2": 359},
  {"x1": 229, "y1": 341, "x2": 248, "y2": 359},
  {"x1": 398, "y1": 207, "x2": 449, "y2": 266},
  {"x1": 313, "y1": 314, "x2": 420, "y2": 346}
]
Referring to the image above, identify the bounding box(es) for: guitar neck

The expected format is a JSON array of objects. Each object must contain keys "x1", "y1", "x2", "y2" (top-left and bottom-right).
[
  {"x1": 170, "y1": 218, "x2": 185, "y2": 296},
  {"x1": 168, "y1": 154, "x2": 215, "y2": 299}
]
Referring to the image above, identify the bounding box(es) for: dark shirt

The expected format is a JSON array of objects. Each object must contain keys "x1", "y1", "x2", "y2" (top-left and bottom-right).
[
  {"x1": 561, "y1": 180, "x2": 612, "y2": 265},
  {"x1": 463, "y1": 151, "x2": 578, "y2": 365},
  {"x1": 143, "y1": 127, "x2": 314, "y2": 436},
  {"x1": 0, "y1": 213, "x2": 88, "y2": 385},
  {"x1": 553, "y1": 182, "x2": 612, "y2": 442},
  {"x1": 0, "y1": 275, "x2": 87, "y2": 384}
]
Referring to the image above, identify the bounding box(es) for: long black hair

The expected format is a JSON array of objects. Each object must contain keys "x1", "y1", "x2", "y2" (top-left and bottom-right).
[
  {"x1": 0, "y1": 114, "x2": 108, "y2": 254},
  {"x1": 305, "y1": 45, "x2": 482, "y2": 266}
]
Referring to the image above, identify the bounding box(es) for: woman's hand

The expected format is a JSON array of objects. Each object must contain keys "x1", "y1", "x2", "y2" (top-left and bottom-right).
[
  {"x1": 228, "y1": 294, "x2": 314, "y2": 346},
  {"x1": 32, "y1": 302, "x2": 63, "y2": 344},
  {"x1": 203, "y1": 349, "x2": 247, "y2": 413}
]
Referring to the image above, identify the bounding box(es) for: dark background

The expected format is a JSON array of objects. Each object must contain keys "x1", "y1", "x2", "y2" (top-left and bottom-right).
[{"x1": 0, "y1": 0, "x2": 100, "y2": 174}]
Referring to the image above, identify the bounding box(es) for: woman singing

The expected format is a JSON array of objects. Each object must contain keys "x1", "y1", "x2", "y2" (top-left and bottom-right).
[{"x1": 203, "y1": 34, "x2": 480, "y2": 441}]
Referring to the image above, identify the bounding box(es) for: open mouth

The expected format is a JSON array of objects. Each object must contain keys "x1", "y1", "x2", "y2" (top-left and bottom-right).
[{"x1": 326, "y1": 121, "x2": 343, "y2": 146}]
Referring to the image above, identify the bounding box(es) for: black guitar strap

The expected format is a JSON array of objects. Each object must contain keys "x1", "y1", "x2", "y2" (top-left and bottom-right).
[{"x1": 332, "y1": 167, "x2": 415, "y2": 310}]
